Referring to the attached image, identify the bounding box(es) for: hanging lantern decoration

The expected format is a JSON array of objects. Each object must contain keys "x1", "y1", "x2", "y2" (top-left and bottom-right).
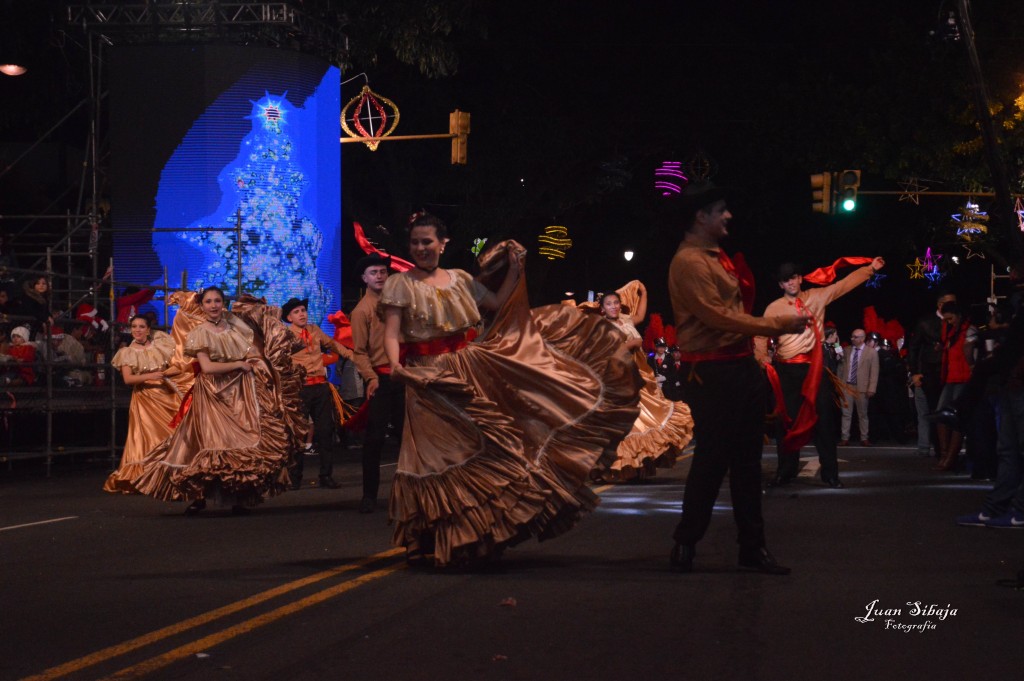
[
  {"x1": 341, "y1": 85, "x2": 400, "y2": 151},
  {"x1": 950, "y1": 200, "x2": 989, "y2": 240},
  {"x1": 537, "y1": 226, "x2": 572, "y2": 260},
  {"x1": 654, "y1": 161, "x2": 688, "y2": 196}
]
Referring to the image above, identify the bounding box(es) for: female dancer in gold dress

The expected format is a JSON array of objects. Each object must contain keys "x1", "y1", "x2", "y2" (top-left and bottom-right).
[
  {"x1": 134, "y1": 287, "x2": 306, "y2": 514},
  {"x1": 588, "y1": 282, "x2": 694, "y2": 481},
  {"x1": 381, "y1": 212, "x2": 641, "y2": 566},
  {"x1": 103, "y1": 314, "x2": 192, "y2": 493}
]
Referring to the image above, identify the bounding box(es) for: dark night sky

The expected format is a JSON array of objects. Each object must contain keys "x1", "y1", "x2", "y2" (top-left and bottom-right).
[
  {"x1": 3, "y1": 1, "x2": 1022, "y2": 335},
  {"x1": 340, "y1": 0, "x2": 1022, "y2": 334}
]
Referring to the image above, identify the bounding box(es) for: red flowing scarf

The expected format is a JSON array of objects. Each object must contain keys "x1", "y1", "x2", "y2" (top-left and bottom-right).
[
  {"x1": 779, "y1": 296, "x2": 823, "y2": 454},
  {"x1": 353, "y1": 221, "x2": 415, "y2": 272},
  {"x1": 802, "y1": 257, "x2": 873, "y2": 285}
]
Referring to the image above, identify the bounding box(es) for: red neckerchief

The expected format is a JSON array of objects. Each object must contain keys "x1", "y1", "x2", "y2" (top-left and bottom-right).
[{"x1": 717, "y1": 250, "x2": 755, "y2": 314}]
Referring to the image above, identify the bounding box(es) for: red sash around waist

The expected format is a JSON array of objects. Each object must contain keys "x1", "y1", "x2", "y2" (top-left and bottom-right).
[
  {"x1": 373, "y1": 364, "x2": 392, "y2": 375},
  {"x1": 778, "y1": 353, "x2": 812, "y2": 364},
  {"x1": 400, "y1": 329, "x2": 477, "y2": 361},
  {"x1": 304, "y1": 375, "x2": 327, "y2": 386}
]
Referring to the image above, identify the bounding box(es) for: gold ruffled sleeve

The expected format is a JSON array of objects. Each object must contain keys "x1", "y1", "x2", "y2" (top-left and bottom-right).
[
  {"x1": 111, "y1": 330, "x2": 176, "y2": 374},
  {"x1": 184, "y1": 316, "x2": 253, "y2": 361},
  {"x1": 379, "y1": 270, "x2": 482, "y2": 341}
]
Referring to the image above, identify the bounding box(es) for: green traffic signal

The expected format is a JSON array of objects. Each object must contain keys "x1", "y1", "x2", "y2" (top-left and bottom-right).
[{"x1": 841, "y1": 193, "x2": 856, "y2": 211}]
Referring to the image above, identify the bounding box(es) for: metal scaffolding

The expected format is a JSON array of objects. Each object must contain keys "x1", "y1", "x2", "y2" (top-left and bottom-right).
[{"x1": 64, "y1": 1, "x2": 349, "y2": 64}]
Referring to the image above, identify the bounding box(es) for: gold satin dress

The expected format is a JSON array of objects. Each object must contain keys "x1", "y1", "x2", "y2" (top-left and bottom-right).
[
  {"x1": 383, "y1": 241, "x2": 642, "y2": 566},
  {"x1": 133, "y1": 296, "x2": 307, "y2": 505},
  {"x1": 601, "y1": 312, "x2": 694, "y2": 480},
  {"x1": 103, "y1": 331, "x2": 186, "y2": 494}
]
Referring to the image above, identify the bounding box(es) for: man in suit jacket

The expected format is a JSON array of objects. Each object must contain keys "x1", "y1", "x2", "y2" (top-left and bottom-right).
[{"x1": 839, "y1": 328, "x2": 879, "y2": 446}]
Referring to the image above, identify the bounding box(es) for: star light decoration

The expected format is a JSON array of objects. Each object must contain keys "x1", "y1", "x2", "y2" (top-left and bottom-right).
[
  {"x1": 1016, "y1": 197, "x2": 1024, "y2": 232},
  {"x1": 915, "y1": 247, "x2": 947, "y2": 288},
  {"x1": 866, "y1": 273, "x2": 887, "y2": 289},
  {"x1": 654, "y1": 161, "x2": 688, "y2": 196},
  {"x1": 897, "y1": 177, "x2": 927, "y2": 205},
  {"x1": 341, "y1": 84, "x2": 400, "y2": 151},
  {"x1": 950, "y1": 201, "x2": 989, "y2": 240}
]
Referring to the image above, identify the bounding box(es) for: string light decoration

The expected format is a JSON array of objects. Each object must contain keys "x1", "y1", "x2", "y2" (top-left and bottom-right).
[
  {"x1": 341, "y1": 84, "x2": 400, "y2": 151},
  {"x1": 950, "y1": 200, "x2": 989, "y2": 239},
  {"x1": 897, "y1": 177, "x2": 927, "y2": 205},
  {"x1": 654, "y1": 161, "x2": 687, "y2": 196},
  {"x1": 537, "y1": 226, "x2": 572, "y2": 260},
  {"x1": 1016, "y1": 197, "x2": 1024, "y2": 232}
]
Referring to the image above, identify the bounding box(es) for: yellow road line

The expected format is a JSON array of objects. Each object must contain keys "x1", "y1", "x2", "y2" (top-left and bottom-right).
[
  {"x1": 100, "y1": 561, "x2": 407, "y2": 680},
  {"x1": 21, "y1": 547, "x2": 404, "y2": 681}
]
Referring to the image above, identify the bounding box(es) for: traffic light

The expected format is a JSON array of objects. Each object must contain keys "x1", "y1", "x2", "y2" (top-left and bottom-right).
[
  {"x1": 838, "y1": 169, "x2": 861, "y2": 212},
  {"x1": 810, "y1": 172, "x2": 833, "y2": 214},
  {"x1": 449, "y1": 109, "x2": 470, "y2": 165}
]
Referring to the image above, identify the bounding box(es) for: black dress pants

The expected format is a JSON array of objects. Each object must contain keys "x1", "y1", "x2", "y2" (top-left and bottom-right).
[
  {"x1": 774, "y1": 361, "x2": 840, "y2": 482},
  {"x1": 673, "y1": 357, "x2": 766, "y2": 551},
  {"x1": 293, "y1": 382, "x2": 338, "y2": 480},
  {"x1": 362, "y1": 373, "x2": 405, "y2": 500}
]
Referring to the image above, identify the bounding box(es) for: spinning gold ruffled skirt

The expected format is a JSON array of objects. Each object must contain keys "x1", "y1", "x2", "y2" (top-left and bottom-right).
[
  {"x1": 388, "y1": 246, "x2": 641, "y2": 566},
  {"x1": 133, "y1": 296, "x2": 307, "y2": 504}
]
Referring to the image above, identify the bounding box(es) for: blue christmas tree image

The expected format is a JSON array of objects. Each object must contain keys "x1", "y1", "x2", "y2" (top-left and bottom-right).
[{"x1": 166, "y1": 93, "x2": 330, "y2": 321}]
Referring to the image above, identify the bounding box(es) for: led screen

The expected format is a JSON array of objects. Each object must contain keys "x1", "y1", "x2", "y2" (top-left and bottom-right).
[{"x1": 110, "y1": 45, "x2": 341, "y2": 329}]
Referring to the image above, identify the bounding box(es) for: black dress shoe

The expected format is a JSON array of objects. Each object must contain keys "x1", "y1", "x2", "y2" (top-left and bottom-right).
[
  {"x1": 669, "y1": 543, "x2": 695, "y2": 573},
  {"x1": 289, "y1": 479, "x2": 303, "y2": 491},
  {"x1": 766, "y1": 474, "x2": 794, "y2": 489},
  {"x1": 184, "y1": 499, "x2": 206, "y2": 516},
  {"x1": 738, "y1": 547, "x2": 791, "y2": 575},
  {"x1": 318, "y1": 476, "x2": 341, "y2": 489},
  {"x1": 823, "y1": 477, "x2": 845, "y2": 489},
  {"x1": 359, "y1": 497, "x2": 376, "y2": 514}
]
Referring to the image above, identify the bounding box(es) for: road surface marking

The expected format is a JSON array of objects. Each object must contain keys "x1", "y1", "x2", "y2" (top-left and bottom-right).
[
  {"x1": 0, "y1": 516, "x2": 78, "y2": 532},
  {"x1": 21, "y1": 547, "x2": 404, "y2": 681},
  {"x1": 99, "y1": 562, "x2": 407, "y2": 680}
]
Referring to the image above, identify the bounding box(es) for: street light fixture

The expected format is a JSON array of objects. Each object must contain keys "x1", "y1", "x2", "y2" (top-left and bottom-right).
[{"x1": 624, "y1": 250, "x2": 634, "y2": 261}]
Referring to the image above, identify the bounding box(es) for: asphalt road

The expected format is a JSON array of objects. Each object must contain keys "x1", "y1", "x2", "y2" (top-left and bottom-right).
[{"x1": 2, "y1": 442, "x2": 1022, "y2": 681}]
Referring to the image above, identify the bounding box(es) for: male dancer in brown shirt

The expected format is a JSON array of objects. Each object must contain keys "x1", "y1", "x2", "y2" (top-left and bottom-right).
[
  {"x1": 761, "y1": 257, "x2": 883, "y2": 489},
  {"x1": 349, "y1": 253, "x2": 405, "y2": 513},
  {"x1": 282, "y1": 298, "x2": 353, "y2": 490},
  {"x1": 667, "y1": 182, "x2": 809, "y2": 575}
]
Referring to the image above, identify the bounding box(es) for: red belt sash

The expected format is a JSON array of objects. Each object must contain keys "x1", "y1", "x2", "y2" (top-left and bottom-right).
[
  {"x1": 304, "y1": 375, "x2": 327, "y2": 386},
  {"x1": 399, "y1": 329, "x2": 477, "y2": 362},
  {"x1": 373, "y1": 364, "x2": 391, "y2": 375}
]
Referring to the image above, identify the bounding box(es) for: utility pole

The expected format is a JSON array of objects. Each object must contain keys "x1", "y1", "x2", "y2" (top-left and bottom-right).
[{"x1": 956, "y1": 0, "x2": 1024, "y2": 266}]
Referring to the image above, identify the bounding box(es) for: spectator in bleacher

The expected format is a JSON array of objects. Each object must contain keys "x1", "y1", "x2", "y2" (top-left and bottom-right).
[
  {"x1": 1, "y1": 326, "x2": 36, "y2": 386},
  {"x1": 0, "y1": 286, "x2": 16, "y2": 316},
  {"x1": 46, "y1": 324, "x2": 93, "y2": 387},
  {"x1": 18, "y1": 276, "x2": 53, "y2": 338}
]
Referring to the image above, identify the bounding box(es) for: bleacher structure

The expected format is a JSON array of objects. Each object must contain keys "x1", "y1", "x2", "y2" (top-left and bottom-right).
[{"x1": 0, "y1": 2, "x2": 348, "y2": 474}]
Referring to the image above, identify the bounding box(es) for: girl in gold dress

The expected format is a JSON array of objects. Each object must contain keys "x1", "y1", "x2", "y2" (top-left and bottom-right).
[
  {"x1": 381, "y1": 213, "x2": 641, "y2": 566},
  {"x1": 134, "y1": 287, "x2": 307, "y2": 514},
  {"x1": 587, "y1": 282, "x2": 694, "y2": 481},
  {"x1": 103, "y1": 314, "x2": 192, "y2": 493}
]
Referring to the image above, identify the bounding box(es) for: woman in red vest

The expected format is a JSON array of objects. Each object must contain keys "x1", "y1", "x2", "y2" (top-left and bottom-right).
[{"x1": 934, "y1": 301, "x2": 977, "y2": 471}]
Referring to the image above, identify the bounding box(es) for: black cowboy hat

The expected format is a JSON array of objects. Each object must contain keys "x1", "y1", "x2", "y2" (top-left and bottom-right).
[
  {"x1": 677, "y1": 181, "x2": 729, "y2": 217},
  {"x1": 354, "y1": 252, "x2": 391, "y2": 276},
  {"x1": 280, "y1": 297, "x2": 308, "y2": 322}
]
